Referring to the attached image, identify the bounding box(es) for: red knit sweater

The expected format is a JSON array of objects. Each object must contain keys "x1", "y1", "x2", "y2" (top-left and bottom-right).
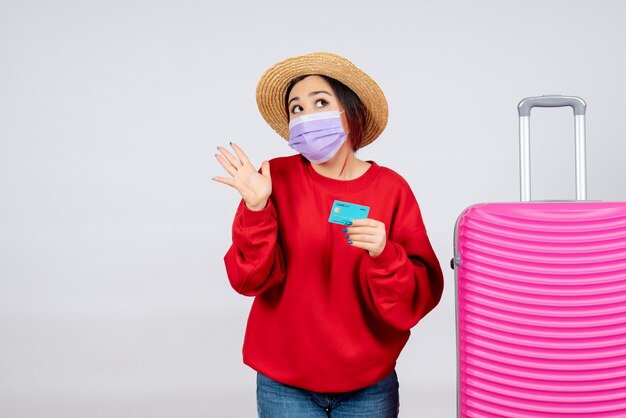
[{"x1": 224, "y1": 154, "x2": 444, "y2": 392}]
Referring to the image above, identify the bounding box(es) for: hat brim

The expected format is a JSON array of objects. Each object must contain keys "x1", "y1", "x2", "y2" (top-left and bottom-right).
[{"x1": 256, "y1": 52, "x2": 388, "y2": 148}]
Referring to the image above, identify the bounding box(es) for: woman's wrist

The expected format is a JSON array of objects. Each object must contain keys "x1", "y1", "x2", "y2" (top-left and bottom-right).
[{"x1": 245, "y1": 199, "x2": 268, "y2": 211}]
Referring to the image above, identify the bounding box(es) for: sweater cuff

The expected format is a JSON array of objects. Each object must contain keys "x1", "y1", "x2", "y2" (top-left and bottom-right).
[
  {"x1": 241, "y1": 199, "x2": 274, "y2": 225},
  {"x1": 369, "y1": 240, "x2": 400, "y2": 267}
]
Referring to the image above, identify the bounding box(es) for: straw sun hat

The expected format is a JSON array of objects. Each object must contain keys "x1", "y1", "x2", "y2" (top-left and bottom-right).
[{"x1": 255, "y1": 52, "x2": 389, "y2": 148}]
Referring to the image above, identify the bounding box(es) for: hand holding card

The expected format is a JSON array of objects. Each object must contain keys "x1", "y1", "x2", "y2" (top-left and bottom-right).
[{"x1": 344, "y1": 218, "x2": 387, "y2": 258}]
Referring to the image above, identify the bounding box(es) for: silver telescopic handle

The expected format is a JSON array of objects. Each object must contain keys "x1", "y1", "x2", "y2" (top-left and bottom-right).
[{"x1": 517, "y1": 95, "x2": 587, "y2": 202}]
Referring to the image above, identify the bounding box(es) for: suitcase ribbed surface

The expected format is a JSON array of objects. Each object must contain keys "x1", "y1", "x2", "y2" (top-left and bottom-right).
[{"x1": 456, "y1": 202, "x2": 626, "y2": 417}]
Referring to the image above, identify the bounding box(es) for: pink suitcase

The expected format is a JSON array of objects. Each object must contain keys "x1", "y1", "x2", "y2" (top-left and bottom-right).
[{"x1": 453, "y1": 96, "x2": 626, "y2": 417}]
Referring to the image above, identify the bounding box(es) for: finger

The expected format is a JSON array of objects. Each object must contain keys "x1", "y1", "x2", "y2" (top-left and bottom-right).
[
  {"x1": 212, "y1": 176, "x2": 236, "y2": 187},
  {"x1": 345, "y1": 234, "x2": 377, "y2": 244},
  {"x1": 217, "y1": 145, "x2": 243, "y2": 168},
  {"x1": 230, "y1": 142, "x2": 252, "y2": 166},
  {"x1": 347, "y1": 240, "x2": 373, "y2": 252},
  {"x1": 345, "y1": 225, "x2": 380, "y2": 235},
  {"x1": 350, "y1": 218, "x2": 379, "y2": 227},
  {"x1": 215, "y1": 153, "x2": 237, "y2": 177}
]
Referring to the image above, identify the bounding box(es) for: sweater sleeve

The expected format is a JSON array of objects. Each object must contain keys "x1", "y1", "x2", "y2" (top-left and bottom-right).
[
  {"x1": 363, "y1": 183, "x2": 444, "y2": 331},
  {"x1": 224, "y1": 198, "x2": 286, "y2": 296}
]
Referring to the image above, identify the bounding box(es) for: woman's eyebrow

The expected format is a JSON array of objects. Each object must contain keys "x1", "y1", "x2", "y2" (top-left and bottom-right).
[{"x1": 309, "y1": 90, "x2": 333, "y2": 97}]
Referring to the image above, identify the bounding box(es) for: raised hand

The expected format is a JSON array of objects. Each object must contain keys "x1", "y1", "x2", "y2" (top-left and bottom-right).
[{"x1": 213, "y1": 142, "x2": 272, "y2": 211}]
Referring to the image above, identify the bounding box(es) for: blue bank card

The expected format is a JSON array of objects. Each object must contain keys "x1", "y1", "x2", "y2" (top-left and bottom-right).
[{"x1": 328, "y1": 200, "x2": 370, "y2": 225}]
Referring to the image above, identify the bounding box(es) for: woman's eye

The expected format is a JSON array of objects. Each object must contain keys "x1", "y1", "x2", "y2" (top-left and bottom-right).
[
  {"x1": 315, "y1": 99, "x2": 328, "y2": 108},
  {"x1": 291, "y1": 105, "x2": 303, "y2": 114}
]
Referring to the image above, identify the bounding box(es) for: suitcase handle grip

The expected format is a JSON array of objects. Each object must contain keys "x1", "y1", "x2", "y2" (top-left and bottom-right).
[
  {"x1": 518, "y1": 96, "x2": 586, "y2": 117},
  {"x1": 517, "y1": 95, "x2": 587, "y2": 202}
]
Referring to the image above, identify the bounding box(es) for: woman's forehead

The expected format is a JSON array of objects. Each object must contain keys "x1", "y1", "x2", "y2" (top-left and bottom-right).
[{"x1": 288, "y1": 75, "x2": 333, "y2": 100}]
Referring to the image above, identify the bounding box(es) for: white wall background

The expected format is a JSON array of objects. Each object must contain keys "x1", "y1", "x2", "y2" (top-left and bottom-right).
[{"x1": 2, "y1": 0, "x2": 626, "y2": 417}]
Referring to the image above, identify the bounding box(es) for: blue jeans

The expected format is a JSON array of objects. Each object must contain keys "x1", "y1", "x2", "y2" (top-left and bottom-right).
[{"x1": 256, "y1": 370, "x2": 399, "y2": 417}]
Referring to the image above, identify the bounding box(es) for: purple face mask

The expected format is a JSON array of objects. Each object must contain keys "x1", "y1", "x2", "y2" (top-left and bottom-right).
[{"x1": 288, "y1": 110, "x2": 347, "y2": 164}]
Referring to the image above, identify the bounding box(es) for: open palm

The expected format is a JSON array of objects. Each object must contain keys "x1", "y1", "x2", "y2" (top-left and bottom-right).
[{"x1": 214, "y1": 143, "x2": 272, "y2": 210}]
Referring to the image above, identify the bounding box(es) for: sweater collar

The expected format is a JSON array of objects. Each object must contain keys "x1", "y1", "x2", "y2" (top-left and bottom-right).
[{"x1": 302, "y1": 154, "x2": 381, "y2": 190}]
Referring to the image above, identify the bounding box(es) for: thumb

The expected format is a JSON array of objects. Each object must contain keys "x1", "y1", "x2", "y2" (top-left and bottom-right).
[{"x1": 260, "y1": 160, "x2": 271, "y2": 178}]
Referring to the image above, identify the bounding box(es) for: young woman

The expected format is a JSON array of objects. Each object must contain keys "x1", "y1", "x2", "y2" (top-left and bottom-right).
[{"x1": 214, "y1": 52, "x2": 444, "y2": 418}]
